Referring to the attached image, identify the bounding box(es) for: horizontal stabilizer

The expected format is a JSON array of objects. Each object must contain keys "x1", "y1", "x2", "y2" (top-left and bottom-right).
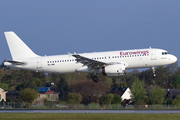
[{"x1": 4, "y1": 60, "x2": 26, "y2": 65}]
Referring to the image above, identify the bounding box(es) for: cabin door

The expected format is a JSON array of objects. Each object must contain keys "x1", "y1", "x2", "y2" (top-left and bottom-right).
[
  {"x1": 151, "y1": 50, "x2": 156, "y2": 60},
  {"x1": 36, "y1": 58, "x2": 42, "y2": 69}
]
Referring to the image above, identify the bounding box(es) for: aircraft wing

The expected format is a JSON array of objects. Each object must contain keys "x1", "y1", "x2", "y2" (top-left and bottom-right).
[{"x1": 72, "y1": 54, "x2": 109, "y2": 69}]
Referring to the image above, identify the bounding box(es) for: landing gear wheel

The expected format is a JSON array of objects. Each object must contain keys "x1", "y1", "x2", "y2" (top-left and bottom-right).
[
  {"x1": 92, "y1": 75, "x2": 99, "y2": 83},
  {"x1": 152, "y1": 66, "x2": 156, "y2": 77}
]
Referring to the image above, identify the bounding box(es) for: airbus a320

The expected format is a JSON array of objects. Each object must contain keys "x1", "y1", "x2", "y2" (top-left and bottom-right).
[{"x1": 3, "y1": 31, "x2": 177, "y2": 82}]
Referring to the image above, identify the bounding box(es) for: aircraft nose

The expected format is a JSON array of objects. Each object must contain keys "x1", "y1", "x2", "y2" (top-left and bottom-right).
[{"x1": 172, "y1": 55, "x2": 177, "y2": 63}]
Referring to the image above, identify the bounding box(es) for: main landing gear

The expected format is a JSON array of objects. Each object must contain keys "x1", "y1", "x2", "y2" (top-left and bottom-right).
[
  {"x1": 91, "y1": 68, "x2": 99, "y2": 83},
  {"x1": 92, "y1": 75, "x2": 99, "y2": 83},
  {"x1": 152, "y1": 66, "x2": 156, "y2": 77}
]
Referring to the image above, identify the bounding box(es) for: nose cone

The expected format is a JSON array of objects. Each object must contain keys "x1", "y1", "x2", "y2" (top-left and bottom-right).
[{"x1": 171, "y1": 55, "x2": 177, "y2": 63}]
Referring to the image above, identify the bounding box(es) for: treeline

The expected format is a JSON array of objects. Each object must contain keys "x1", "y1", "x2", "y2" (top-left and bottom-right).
[{"x1": 0, "y1": 62, "x2": 180, "y2": 105}]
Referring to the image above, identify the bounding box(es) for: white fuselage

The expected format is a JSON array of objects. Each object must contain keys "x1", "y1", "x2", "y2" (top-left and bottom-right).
[{"x1": 11, "y1": 48, "x2": 177, "y2": 74}]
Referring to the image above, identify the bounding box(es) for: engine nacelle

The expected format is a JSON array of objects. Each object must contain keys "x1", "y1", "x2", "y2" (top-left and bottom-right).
[{"x1": 103, "y1": 63, "x2": 126, "y2": 76}]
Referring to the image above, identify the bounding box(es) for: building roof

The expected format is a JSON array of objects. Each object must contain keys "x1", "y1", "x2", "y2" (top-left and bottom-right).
[
  {"x1": 6, "y1": 90, "x2": 19, "y2": 94},
  {"x1": 166, "y1": 89, "x2": 180, "y2": 99},
  {"x1": 50, "y1": 85, "x2": 60, "y2": 92},
  {"x1": 110, "y1": 87, "x2": 128, "y2": 96},
  {"x1": 38, "y1": 85, "x2": 60, "y2": 94},
  {"x1": 38, "y1": 87, "x2": 50, "y2": 92},
  {"x1": 0, "y1": 88, "x2": 8, "y2": 93}
]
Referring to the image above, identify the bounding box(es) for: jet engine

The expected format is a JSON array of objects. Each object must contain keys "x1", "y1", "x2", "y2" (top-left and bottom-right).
[{"x1": 102, "y1": 63, "x2": 126, "y2": 76}]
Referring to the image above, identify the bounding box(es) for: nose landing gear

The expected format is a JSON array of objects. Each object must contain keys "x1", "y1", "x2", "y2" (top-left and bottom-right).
[{"x1": 152, "y1": 66, "x2": 156, "y2": 77}]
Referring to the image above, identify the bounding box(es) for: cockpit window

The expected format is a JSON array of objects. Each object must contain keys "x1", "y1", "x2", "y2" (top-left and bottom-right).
[{"x1": 162, "y1": 52, "x2": 169, "y2": 55}]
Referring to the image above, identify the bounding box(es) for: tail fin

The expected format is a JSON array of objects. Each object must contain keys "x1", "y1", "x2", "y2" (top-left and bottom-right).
[{"x1": 4, "y1": 31, "x2": 39, "y2": 60}]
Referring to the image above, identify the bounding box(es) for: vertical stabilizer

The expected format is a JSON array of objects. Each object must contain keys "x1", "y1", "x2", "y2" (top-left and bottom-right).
[{"x1": 4, "y1": 31, "x2": 39, "y2": 60}]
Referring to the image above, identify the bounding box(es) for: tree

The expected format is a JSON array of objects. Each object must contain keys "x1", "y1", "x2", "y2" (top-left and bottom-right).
[
  {"x1": 131, "y1": 77, "x2": 147, "y2": 104},
  {"x1": 111, "y1": 77, "x2": 118, "y2": 88},
  {"x1": 19, "y1": 88, "x2": 38, "y2": 104},
  {"x1": 0, "y1": 83, "x2": 9, "y2": 91},
  {"x1": 122, "y1": 78, "x2": 127, "y2": 87},
  {"x1": 32, "y1": 78, "x2": 43, "y2": 87},
  {"x1": 58, "y1": 77, "x2": 68, "y2": 92},
  {"x1": 172, "y1": 75, "x2": 180, "y2": 88},
  {"x1": 112, "y1": 94, "x2": 122, "y2": 104},
  {"x1": 67, "y1": 93, "x2": 82, "y2": 104},
  {"x1": 172, "y1": 95, "x2": 180, "y2": 105},
  {"x1": 148, "y1": 86, "x2": 165, "y2": 105},
  {"x1": 70, "y1": 80, "x2": 106, "y2": 104},
  {"x1": 100, "y1": 94, "x2": 114, "y2": 105}
]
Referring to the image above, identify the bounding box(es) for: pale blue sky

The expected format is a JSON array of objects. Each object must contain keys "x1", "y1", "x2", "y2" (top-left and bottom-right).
[{"x1": 0, "y1": 1, "x2": 180, "y2": 67}]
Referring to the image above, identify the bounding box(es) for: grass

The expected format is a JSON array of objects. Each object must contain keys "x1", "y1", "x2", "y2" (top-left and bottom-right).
[{"x1": 0, "y1": 113, "x2": 180, "y2": 120}]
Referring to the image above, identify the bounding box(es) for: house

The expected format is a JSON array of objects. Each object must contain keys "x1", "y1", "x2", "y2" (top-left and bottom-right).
[
  {"x1": 33, "y1": 83, "x2": 60, "y2": 105},
  {"x1": 166, "y1": 89, "x2": 180, "y2": 99},
  {"x1": 6, "y1": 90, "x2": 19, "y2": 102},
  {"x1": 111, "y1": 87, "x2": 132, "y2": 101},
  {"x1": 146, "y1": 86, "x2": 180, "y2": 100},
  {"x1": 0, "y1": 88, "x2": 8, "y2": 101}
]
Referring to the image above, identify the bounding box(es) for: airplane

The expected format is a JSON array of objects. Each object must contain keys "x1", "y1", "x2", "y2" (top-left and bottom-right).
[{"x1": 3, "y1": 31, "x2": 177, "y2": 82}]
